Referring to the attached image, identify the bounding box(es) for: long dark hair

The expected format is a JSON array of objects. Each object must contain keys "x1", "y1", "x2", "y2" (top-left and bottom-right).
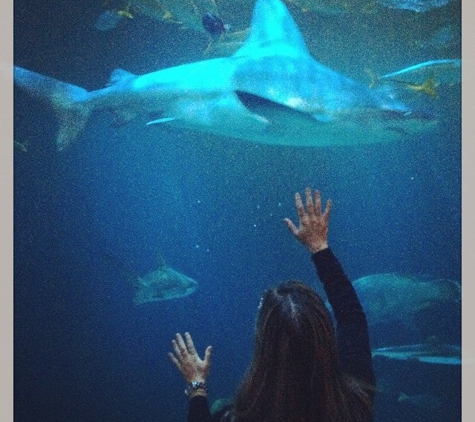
[{"x1": 229, "y1": 280, "x2": 373, "y2": 422}]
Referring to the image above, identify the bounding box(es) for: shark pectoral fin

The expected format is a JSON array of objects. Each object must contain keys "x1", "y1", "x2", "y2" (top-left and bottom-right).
[{"x1": 146, "y1": 117, "x2": 176, "y2": 125}]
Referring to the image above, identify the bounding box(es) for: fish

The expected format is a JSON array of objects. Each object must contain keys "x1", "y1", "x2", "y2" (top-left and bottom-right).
[
  {"x1": 14, "y1": 140, "x2": 28, "y2": 152},
  {"x1": 352, "y1": 273, "x2": 461, "y2": 327},
  {"x1": 416, "y1": 24, "x2": 460, "y2": 52},
  {"x1": 286, "y1": 0, "x2": 348, "y2": 15},
  {"x1": 14, "y1": 0, "x2": 438, "y2": 151},
  {"x1": 210, "y1": 397, "x2": 233, "y2": 414},
  {"x1": 95, "y1": 0, "x2": 223, "y2": 35},
  {"x1": 133, "y1": 263, "x2": 198, "y2": 304},
  {"x1": 98, "y1": 250, "x2": 198, "y2": 304},
  {"x1": 368, "y1": 59, "x2": 461, "y2": 99},
  {"x1": 372, "y1": 342, "x2": 461, "y2": 365},
  {"x1": 94, "y1": 9, "x2": 128, "y2": 31},
  {"x1": 202, "y1": 12, "x2": 230, "y2": 37},
  {"x1": 379, "y1": 59, "x2": 461, "y2": 85},
  {"x1": 376, "y1": 379, "x2": 443, "y2": 412},
  {"x1": 377, "y1": 0, "x2": 456, "y2": 13},
  {"x1": 397, "y1": 392, "x2": 442, "y2": 412}
]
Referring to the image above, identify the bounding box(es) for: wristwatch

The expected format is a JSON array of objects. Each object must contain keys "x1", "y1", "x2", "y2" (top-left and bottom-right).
[{"x1": 185, "y1": 381, "x2": 208, "y2": 396}]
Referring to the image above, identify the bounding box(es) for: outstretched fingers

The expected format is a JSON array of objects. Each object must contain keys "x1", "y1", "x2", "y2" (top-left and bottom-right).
[
  {"x1": 295, "y1": 191, "x2": 305, "y2": 219},
  {"x1": 305, "y1": 187, "x2": 315, "y2": 215},
  {"x1": 184, "y1": 332, "x2": 196, "y2": 355},
  {"x1": 168, "y1": 350, "x2": 182, "y2": 372},
  {"x1": 313, "y1": 190, "x2": 321, "y2": 215},
  {"x1": 323, "y1": 199, "x2": 333, "y2": 221},
  {"x1": 203, "y1": 345, "x2": 212, "y2": 366},
  {"x1": 174, "y1": 333, "x2": 187, "y2": 355}
]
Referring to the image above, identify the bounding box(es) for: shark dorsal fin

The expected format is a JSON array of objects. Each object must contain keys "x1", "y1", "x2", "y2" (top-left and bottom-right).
[
  {"x1": 109, "y1": 68, "x2": 137, "y2": 85},
  {"x1": 234, "y1": 0, "x2": 309, "y2": 57}
]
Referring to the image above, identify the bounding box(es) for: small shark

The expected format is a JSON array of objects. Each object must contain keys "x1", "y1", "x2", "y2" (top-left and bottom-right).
[
  {"x1": 133, "y1": 263, "x2": 198, "y2": 304},
  {"x1": 372, "y1": 342, "x2": 461, "y2": 365},
  {"x1": 14, "y1": 0, "x2": 437, "y2": 151},
  {"x1": 99, "y1": 250, "x2": 198, "y2": 304}
]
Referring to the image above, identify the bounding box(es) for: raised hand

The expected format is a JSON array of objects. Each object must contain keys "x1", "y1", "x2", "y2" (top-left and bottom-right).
[{"x1": 284, "y1": 187, "x2": 332, "y2": 254}]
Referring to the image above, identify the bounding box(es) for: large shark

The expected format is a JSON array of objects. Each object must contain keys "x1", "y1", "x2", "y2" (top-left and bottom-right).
[
  {"x1": 14, "y1": 0, "x2": 437, "y2": 151},
  {"x1": 351, "y1": 273, "x2": 461, "y2": 327}
]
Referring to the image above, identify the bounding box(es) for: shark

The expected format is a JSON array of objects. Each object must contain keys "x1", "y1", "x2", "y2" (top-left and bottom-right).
[
  {"x1": 98, "y1": 249, "x2": 198, "y2": 304},
  {"x1": 14, "y1": 0, "x2": 438, "y2": 151},
  {"x1": 372, "y1": 342, "x2": 461, "y2": 365},
  {"x1": 133, "y1": 262, "x2": 198, "y2": 304},
  {"x1": 351, "y1": 273, "x2": 461, "y2": 327}
]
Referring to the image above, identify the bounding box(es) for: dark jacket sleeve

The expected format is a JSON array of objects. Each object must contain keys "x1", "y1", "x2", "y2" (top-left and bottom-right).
[
  {"x1": 312, "y1": 248, "x2": 375, "y2": 390},
  {"x1": 188, "y1": 396, "x2": 212, "y2": 422}
]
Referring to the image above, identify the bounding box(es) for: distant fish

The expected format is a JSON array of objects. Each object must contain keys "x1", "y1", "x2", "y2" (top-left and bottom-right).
[
  {"x1": 352, "y1": 273, "x2": 460, "y2": 327},
  {"x1": 377, "y1": 0, "x2": 456, "y2": 12},
  {"x1": 416, "y1": 24, "x2": 460, "y2": 51},
  {"x1": 398, "y1": 392, "x2": 442, "y2": 412},
  {"x1": 210, "y1": 397, "x2": 233, "y2": 414},
  {"x1": 380, "y1": 59, "x2": 461, "y2": 86},
  {"x1": 202, "y1": 12, "x2": 230, "y2": 37},
  {"x1": 94, "y1": 9, "x2": 128, "y2": 31},
  {"x1": 370, "y1": 59, "x2": 461, "y2": 98},
  {"x1": 133, "y1": 262, "x2": 198, "y2": 304},
  {"x1": 14, "y1": 140, "x2": 28, "y2": 152},
  {"x1": 372, "y1": 342, "x2": 461, "y2": 365},
  {"x1": 95, "y1": 0, "x2": 224, "y2": 35},
  {"x1": 97, "y1": 250, "x2": 198, "y2": 304},
  {"x1": 376, "y1": 378, "x2": 443, "y2": 412},
  {"x1": 286, "y1": 0, "x2": 347, "y2": 15}
]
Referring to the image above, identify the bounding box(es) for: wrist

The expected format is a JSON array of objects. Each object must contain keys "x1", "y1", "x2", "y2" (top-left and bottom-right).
[
  {"x1": 309, "y1": 242, "x2": 328, "y2": 254},
  {"x1": 188, "y1": 389, "x2": 207, "y2": 399},
  {"x1": 185, "y1": 380, "x2": 208, "y2": 398}
]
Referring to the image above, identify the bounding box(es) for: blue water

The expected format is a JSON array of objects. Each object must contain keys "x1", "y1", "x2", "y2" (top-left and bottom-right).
[{"x1": 14, "y1": 0, "x2": 461, "y2": 420}]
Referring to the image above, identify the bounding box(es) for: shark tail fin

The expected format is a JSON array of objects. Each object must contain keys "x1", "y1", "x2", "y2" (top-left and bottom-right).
[{"x1": 14, "y1": 66, "x2": 92, "y2": 151}]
